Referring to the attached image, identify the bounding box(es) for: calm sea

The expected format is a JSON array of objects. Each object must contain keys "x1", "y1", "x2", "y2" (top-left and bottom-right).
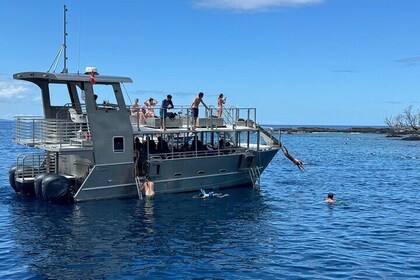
[{"x1": 0, "y1": 120, "x2": 419, "y2": 279}]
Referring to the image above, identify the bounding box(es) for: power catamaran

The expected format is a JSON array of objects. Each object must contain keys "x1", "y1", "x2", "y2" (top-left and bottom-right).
[{"x1": 8, "y1": 67, "x2": 280, "y2": 202}]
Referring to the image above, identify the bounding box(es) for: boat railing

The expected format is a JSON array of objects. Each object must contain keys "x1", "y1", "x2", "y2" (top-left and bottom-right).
[
  {"x1": 259, "y1": 126, "x2": 281, "y2": 147},
  {"x1": 130, "y1": 105, "x2": 258, "y2": 130},
  {"x1": 15, "y1": 152, "x2": 56, "y2": 181},
  {"x1": 147, "y1": 146, "x2": 248, "y2": 161},
  {"x1": 13, "y1": 116, "x2": 45, "y2": 147},
  {"x1": 13, "y1": 104, "x2": 91, "y2": 147},
  {"x1": 14, "y1": 115, "x2": 85, "y2": 148}
]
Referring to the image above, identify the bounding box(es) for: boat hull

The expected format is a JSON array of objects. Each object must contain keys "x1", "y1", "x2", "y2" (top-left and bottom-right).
[{"x1": 73, "y1": 148, "x2": 279, "y2": 201}]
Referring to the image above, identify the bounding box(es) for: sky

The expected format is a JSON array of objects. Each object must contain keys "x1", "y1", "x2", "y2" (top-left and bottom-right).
[{"x1": 0, "y1": 0, "x2": 419, "y2": 126}]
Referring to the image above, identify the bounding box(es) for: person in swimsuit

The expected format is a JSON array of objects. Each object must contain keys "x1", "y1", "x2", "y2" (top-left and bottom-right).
[
  {"x1": 144, "y1": 97, "x2": 158, "y2": 118},
  {"x1": 141, "y1": 176, "x2": 155, "y2": 198},
  {"x1": 324, "y1": 192, "x2": 336, "y2": 203},
  {"x1": 131, "y1": 98, "x2": 146, "y2": 124},
  {"x1": 217, "y1": 93, "x2": 226, "y2": 118},
  {"x1": 191, "y1": 92, "x2": 208, "y2": 130},
  {"x1": 194, "y1": 189, "x2": 229, "y2": 199},
  {"x1": 281, "y1": 145, "x2": 305, "y2": 171}
]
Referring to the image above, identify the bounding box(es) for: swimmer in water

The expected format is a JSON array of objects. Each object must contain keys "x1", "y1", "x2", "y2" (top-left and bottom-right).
[
  {"x1": 281, "y1": 145, "x2": 305, "y2": 171},
  {"x1": 324, "y1": 192, "x2": 336, "y2": 203},
  {"x1": 140, "y1": 176, "x2": 155, "y2": 198},
  {"x1": 194, "y1": 189, "x2": 229, "y2": 199}
]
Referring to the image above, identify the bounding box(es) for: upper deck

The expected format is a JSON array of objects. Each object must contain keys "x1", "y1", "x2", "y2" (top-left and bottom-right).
[{"x1": 11, "y1": 70, "x2": 279, "y2": 153}]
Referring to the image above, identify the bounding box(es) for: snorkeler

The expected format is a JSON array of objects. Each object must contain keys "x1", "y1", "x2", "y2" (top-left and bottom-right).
[
  {"x1": 194, "y1": 189, "x2": 229, "y2": 199},
  {"x1": 281, "y1": 145, "x2": 305, "y2": 171},
  {"x1": 324, "y1": 192, "x2": 336, "y2": 203}
]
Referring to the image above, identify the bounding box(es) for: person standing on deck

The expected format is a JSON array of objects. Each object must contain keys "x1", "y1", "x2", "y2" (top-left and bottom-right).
[
  {"x1": 191, "y1": 92, "x2": 208, "y2": 130},
  {"x1": 160, "y1": 94, "x2": 174, "y2": 129},
  {"x1": 217, "y1": 93, "x2": 226, "y2": 118}
]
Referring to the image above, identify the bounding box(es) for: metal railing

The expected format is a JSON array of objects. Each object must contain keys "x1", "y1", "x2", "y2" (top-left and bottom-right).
[
  {"x1": 147, "y1": 146, "x2": 248, "y2": 161},
  {"x1": 14, "y1": 116, "x2": 82, "y2": 147},
  {"x1": 14, "y1": 104, "x2": 92, "y2": 147},
  {"x1": 129, "y1": 105, "x2": 258, "y2": 130},
  {"x1": 15, "y1": 152, "x2": 56, "y2": 181}
]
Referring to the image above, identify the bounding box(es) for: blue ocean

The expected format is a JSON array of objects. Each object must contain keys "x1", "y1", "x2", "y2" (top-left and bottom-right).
[{"x1": 0, "y1": 119, "x2": 419, "y2": 279}]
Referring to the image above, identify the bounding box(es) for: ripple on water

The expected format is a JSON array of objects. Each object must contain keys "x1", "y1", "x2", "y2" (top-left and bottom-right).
[{"x1": 0, "y1": 127, "x2": 420, "y2": 279}]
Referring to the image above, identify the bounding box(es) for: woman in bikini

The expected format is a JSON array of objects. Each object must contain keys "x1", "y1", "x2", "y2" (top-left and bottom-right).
[
  {"x1": 144, "y1": 97, "x2": 158, "y2": 118},
  {"x1": 217, "y1": 93, "x2": 226, "y2": 118}
]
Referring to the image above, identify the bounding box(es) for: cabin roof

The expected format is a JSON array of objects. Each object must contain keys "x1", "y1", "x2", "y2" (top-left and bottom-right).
[{"x1": 13, "y1": 72, "x2": 133, "y2": 84}]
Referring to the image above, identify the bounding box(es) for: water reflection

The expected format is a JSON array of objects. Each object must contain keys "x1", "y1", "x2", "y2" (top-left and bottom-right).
[{"x1": 7, "y1": 187, "x2": 268, "y2": 279}]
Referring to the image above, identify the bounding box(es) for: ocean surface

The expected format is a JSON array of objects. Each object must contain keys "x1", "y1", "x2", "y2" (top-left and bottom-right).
[{"x1": 0, "y1": 120, "x2": 419, "y2": 279}]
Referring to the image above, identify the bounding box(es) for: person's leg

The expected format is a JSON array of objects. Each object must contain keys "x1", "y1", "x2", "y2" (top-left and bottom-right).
[
  {"x1": 192, "y1": 108, "x2": 199, "y2": 129},
  {"x1": 193, "y1": 117, "x2": 197, "y2": 129},
  {"x1": 160, "y1": 109, "x2": 167, "y2": 129}
]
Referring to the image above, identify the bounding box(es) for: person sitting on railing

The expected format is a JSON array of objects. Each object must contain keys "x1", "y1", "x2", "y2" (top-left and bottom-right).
[
  {"x1": 131, "y1": 98, "x2": 139, "y2": 114},
  {"x1": 131, "y1": 98, "x2": 146, "y2": 124},
  {"x1": 191, "y1": 92, "x2": 208, "y2": 130},
  {"x1": 144, "y1": 97, "x2": 158, "y2": 118},
  {"x1": 217, "y1": 93, "x2": 226, "y2": 118}
]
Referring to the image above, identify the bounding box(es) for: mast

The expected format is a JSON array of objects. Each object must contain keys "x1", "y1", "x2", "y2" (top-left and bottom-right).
[{"x1": 62, "y1": 5, "x2": 68, "y2": 74}]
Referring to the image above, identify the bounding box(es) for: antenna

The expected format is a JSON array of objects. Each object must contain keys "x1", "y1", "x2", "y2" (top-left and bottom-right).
[
  {"x1": 47, "y1": 5, "x2": 69, "y2": 73},
  {"x1": 62, "y1": 5, "x2": 68, "y2": 74}
]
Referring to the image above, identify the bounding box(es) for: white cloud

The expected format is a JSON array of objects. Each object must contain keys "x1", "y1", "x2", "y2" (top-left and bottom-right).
[
  {"x1": 194, "y1": 0, "x2": 324, "y2": 11},
  {"x1": 0, "y1": 79, "x2": 37, "y2": 102}
]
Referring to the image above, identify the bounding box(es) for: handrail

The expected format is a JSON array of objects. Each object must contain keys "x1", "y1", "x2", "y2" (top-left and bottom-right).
[
  {"x1": 147, "y1": 146, "x2": 248, "y2": 161},
  {"x1": 15, "y1": 152, "x2": 56, "y2": 181}
]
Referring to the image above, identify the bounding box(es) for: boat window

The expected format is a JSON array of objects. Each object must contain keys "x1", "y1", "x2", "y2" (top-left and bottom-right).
[
  {"x1": 113, "y1": 136, "x2": 124, "y2": 153},
  {"x1": 49, "y1": 83, "x2": 72, "y2": 106},
  {"x1": 93, "y1": 84, "x2": 119, "y2": 110}
]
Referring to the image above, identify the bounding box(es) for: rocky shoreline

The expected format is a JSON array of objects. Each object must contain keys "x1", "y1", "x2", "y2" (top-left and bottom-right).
[{"x1": 274, "y1": 127, "x2": 420, "y2": 141}]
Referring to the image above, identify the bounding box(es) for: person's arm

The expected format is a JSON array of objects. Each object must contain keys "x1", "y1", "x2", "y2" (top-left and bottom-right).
[
  {"x1": 201, "y1": 100, "x2": 208, "y2": 110},
  {"x1": 169, "y1": 100, "x2": 174, "y2": 109},
  {"x1": 144, "y1": 99, "x2": 149, "y2": 106}
]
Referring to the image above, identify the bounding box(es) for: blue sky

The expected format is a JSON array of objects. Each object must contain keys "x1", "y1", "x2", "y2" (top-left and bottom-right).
[{"x1": 0, "y1": 0, "x2": 419, "y2": 125}]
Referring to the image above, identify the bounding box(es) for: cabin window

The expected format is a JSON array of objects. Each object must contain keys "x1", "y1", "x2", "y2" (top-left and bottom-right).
[
  {"x1": 49, "y1": 83, "x2": 72, "y2": 106},
  {"x1": 113, "y1": 136, "x2": 125, "y2": 153},
  {"x1": 92, "y1": 84, "x2": 119, "y2": 110}
]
